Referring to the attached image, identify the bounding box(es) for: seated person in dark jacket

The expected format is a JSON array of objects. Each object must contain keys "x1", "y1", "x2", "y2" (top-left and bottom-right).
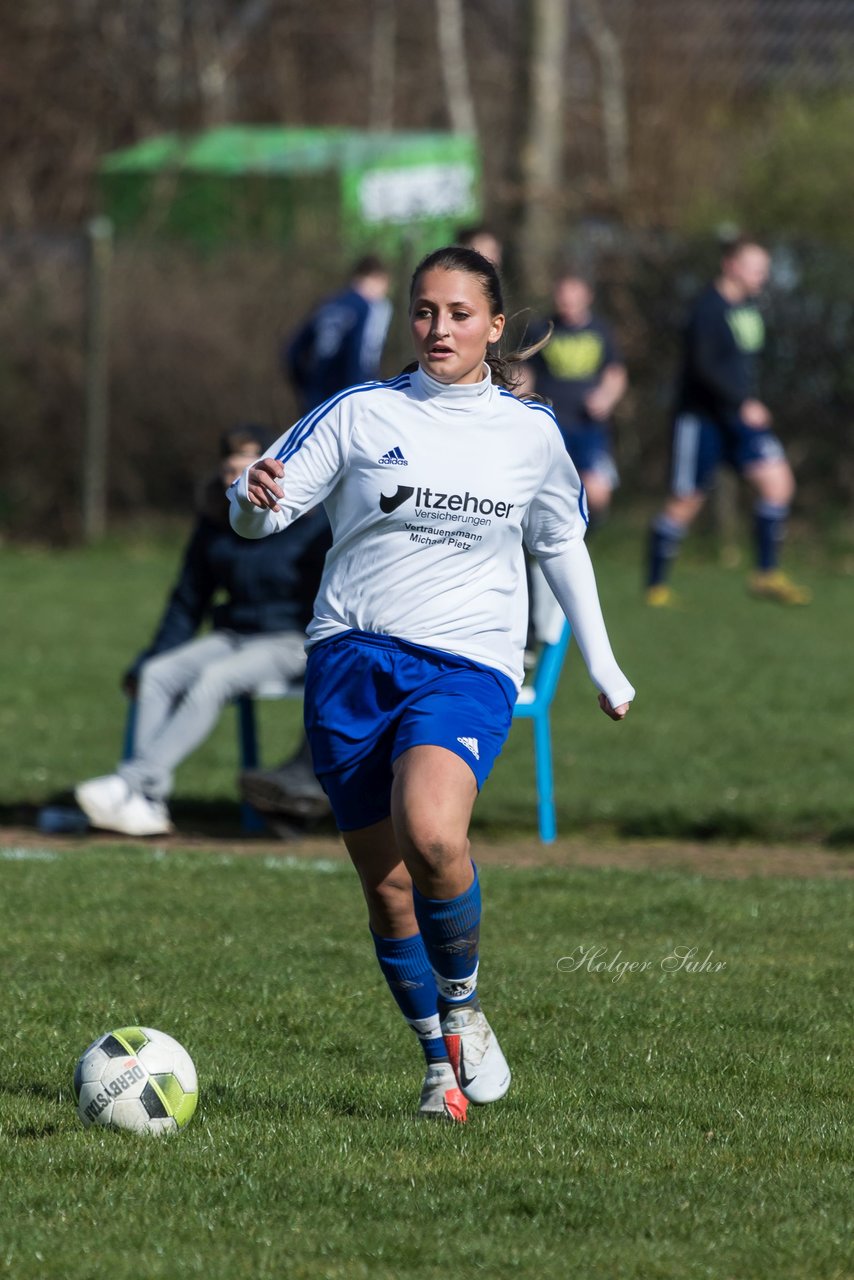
[{"x1": 75, "y1": 424, "x2": 331, "y2": 837}]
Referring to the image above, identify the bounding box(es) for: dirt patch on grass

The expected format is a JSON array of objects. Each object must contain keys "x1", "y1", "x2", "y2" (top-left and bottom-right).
[{"x1": 2, "y1": 824, "x2": 852, "y2": 879}]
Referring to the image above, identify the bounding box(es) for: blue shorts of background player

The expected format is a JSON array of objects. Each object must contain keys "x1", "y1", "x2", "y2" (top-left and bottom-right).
[
  {"x1": 559, "y1": 423, "x2": 619, "y2": 495},
  {"x1": 669, "y1": 412, "x2": 785, "y2": 497},
  {"x1": 303, "y1": 631, "x2": 517, "y2": 831},
  {"x1": 647, "y1": 411, "x2": 809, "y2": 606}
]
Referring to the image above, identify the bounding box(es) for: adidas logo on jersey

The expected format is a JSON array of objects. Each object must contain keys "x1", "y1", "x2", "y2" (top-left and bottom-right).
[
  {"x1": 457, "y1": 736, "x2": 480, "y2": 760},
  {"x1": 378, "y1": 445, "x2": 408, "y2": 466}
]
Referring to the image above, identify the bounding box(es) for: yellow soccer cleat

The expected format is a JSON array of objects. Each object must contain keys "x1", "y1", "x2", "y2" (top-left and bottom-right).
[
  {"x1": 645, "y1": 584, "x2": 675, "y2": 608},
  {"x1": 748, "y1": 570, "x2": 811, "y2": 606}
]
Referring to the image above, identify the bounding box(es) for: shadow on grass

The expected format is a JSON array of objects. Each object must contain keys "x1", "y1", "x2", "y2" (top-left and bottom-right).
[
  {"x1": 202, "y1": 1079, "x2": 388, "y2": 1121},
  {"x1": 617, "y1": 809, "x2": 854, "y2": 849},
  {"x1": 4, "y1": 1119, "x2": 63, "y2": 1140},
  {"x1": 823, "y1": 825, "x2": 854, "y2": 849},
  {"x1": 0, "y1": 1079, "x2": 64, "y2": 1139},
  {"x1": 617, "y1": 809, "x2": 765, "y2": 842},
  {"x1": 0, "y1": 795, "x2": 338, "y2": 843},
  {"x1": 0, "y1": 1079, "x2": 62, "y2": 1102},
  {"x1": 475, "y1": 804, "x2": 854, "y2": 850},
  {"x1": 4, "y1": 797, "x2": 854, "y2": 850}
]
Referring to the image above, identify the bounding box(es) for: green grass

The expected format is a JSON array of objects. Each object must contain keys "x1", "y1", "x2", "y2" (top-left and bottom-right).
[
  {"x1": 0, "y1": 847, "x2": 850, "y2": 1279},
  {"x1": 2, "y1": 528, "x2": 853, "y2": 843},
  {"x1": 2, "y1": 529, "x2": 851, "y2": 1276}
]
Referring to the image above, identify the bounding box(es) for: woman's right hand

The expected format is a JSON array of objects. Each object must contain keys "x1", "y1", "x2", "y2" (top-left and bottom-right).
[{"x1": 245, "y1": 457, "x2": 285, "y2": 509}]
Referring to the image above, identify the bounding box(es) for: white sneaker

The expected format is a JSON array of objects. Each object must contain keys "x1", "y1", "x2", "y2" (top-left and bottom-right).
[
  {"x1": 75, "y1": 775, "x2": 172, "y2": 837},
  {"x1": 441, "y1": 1005, "x2": 511, "y2": 1105},
  {"x1": 239, "y1": 762, "x2": 330, "y2": 820},
  {"x1": 418, "y1": 1061, "x2": 468, "y2": 1123}
]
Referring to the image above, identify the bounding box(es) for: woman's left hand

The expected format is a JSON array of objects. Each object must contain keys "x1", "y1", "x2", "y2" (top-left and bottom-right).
[{"x1": 598, "y1": 692, "x2": 630, "y2": 721}]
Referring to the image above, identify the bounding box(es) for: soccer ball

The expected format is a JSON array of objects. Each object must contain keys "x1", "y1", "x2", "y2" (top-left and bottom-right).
[{"x1": 73, "y1": 1026, "x2": 198, "y2": 1135}]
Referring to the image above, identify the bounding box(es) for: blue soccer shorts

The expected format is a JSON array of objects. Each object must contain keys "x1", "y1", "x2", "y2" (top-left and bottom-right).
[
  {"x1": 303, "y1": 630, "x2": 517, "y2": 831},
  {"x1": 559, "y1": 424, "x2": 619, "y2": 487},
  {"x1": 670, "y1": 412, "x2": 786, "y2": 496}
]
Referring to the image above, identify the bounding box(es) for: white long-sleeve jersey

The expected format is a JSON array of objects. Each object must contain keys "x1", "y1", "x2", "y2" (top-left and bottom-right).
[{"x1": 229, "y1": 365, "x2": 635, "y2": 704}]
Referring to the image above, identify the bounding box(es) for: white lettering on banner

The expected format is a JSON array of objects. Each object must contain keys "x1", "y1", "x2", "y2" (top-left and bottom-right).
[{"x1": 358, "y1": 164, "x2": 475, "y2": 224}]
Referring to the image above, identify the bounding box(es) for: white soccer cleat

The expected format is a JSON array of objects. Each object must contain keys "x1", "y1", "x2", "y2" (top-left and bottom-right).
[
  {"x1": 75, "y1": 775, "x2": 172, "y2": 837},
  {"x1": 418, "y1": 1061, "x2": 468, "y2": 1122},
  {"x1": 441, "y1": 1005, "x2": 511, "y2": 1105}
]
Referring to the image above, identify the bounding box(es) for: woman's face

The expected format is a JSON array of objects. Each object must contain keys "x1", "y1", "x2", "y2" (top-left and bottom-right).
[{"x1": 410, "y1": 268, "x2": 505, "y2": 385}]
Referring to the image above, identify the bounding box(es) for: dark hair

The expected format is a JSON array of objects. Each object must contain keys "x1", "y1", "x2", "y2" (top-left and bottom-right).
[
  {"x1": 219, "y1": 422, "x2": 273, "y2": 458},
  {"x1": 554, "y1": 265, "x2": 594, "y2": 289},
  {"x1": 351, "y1": 253, "x2": 388, "y2": 279},
  {"x1": 411, "y1": 245, "x2": 504, "y2": 312},
  {"x1": 408, "y1": 246, "x2": 547, "y2": 392},
  {"x1": 720, "y1": 233, "x2": 766, "y2": 260},
  {"x1": 456, "y1": 224, "x2": 500, "y2": 248}
]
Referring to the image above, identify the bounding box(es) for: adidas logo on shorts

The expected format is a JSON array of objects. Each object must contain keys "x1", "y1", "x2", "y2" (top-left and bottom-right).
[{"x1": 457, "y1": 736, "x2": 480, "y2": 760}]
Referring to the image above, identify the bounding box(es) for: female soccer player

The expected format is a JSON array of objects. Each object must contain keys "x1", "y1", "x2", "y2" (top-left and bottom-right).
[{"x1": 229, "y1": 247, "x2": 635, "y2": 1122}]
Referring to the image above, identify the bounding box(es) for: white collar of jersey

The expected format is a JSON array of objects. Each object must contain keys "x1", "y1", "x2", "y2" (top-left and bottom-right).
[{"x1": 413, "y1": 363, "x2": 493, "y2": 404}]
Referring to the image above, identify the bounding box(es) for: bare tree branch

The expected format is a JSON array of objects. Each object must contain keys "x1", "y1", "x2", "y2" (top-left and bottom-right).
[
  {"x1": 370, "y1": 0, "x2": 396, "y2": 130},
  {"x1": 154, "y1": 0, "x2": 183, "y2": 111},
  {"x1": 518, "y1": 0, "x2": 570, "y2": 296},
  {"x1": 435, "y1": 0, "x2": 477, "y2": 137},
  {"x1": 195, "y1": 0, "x2": 272, "y2": 122},
  {"x1": 577, "y1": 0, "x2": 629, "y2": 196}
]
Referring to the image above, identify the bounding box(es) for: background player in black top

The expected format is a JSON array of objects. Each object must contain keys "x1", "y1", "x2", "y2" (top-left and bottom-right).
[
  {"x1": 521, "y1": 271, "x2": 627, "y2": 525},
  {"x1": 646, "y1": 237, "x2": 809, "y2": 606}
]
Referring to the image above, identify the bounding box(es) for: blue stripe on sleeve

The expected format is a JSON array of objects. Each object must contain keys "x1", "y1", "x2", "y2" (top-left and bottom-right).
[
  {"x1": 579, "y1": 480, "x2": 590, "y2": 526},
  {"x1": 275, "y1": 375, "x2": 411, "y2": 465},
  {"x1": 499, "y1": 389, "x2": 560, "y2": 426}
]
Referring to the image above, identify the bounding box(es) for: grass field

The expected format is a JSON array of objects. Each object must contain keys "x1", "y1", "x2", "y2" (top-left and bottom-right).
[
  {"x1": 1, "y1": 527, "x2": 852, "y2": 1278},
  {"x1": 0, "y1": 846, "x2": 850, "y2": 1279}
]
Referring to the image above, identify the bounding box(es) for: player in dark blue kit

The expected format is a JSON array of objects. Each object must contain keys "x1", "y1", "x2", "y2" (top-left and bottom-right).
[
  {"x1": 646, "y1": 237, "x2": 809, "y2": 606},
  {"x1": 521, "y1": 272, "x2": 627, "y2": 526},
  {"x1": 283, "y1": 255, "x2": 392, "y2": 414}
]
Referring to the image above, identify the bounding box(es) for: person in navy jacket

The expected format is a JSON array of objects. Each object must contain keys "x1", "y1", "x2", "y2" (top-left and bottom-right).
[
  {"x1": 75, "y1": 424, "x2": 330, "y2": 837},
  {"x1": 283, "y1": 256, "x2": 392, "y2": 414}
]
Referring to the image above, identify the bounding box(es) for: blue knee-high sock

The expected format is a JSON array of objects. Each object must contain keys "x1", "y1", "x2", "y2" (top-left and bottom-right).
[
  {"x1": 370, "y1": 930, "x2": 447, "y2": 1063},
  {"x1": 754, "y1": 501, "x2": 788, "y2": 571},
  {"x1": 412, "y1": 865, "x2": 481, "y2": 1016},
  {"x1": 647, "y1": 515, "x2": 687, "y2": 587}
]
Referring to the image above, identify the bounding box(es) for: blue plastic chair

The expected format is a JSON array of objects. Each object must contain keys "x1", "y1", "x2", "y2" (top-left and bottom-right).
[
  {"x1": 234, "y1": 693, "x2": 269, "y2": 833},
  {"x1": 512, "y1": 621, "x2": 572, "y2": 843}
]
